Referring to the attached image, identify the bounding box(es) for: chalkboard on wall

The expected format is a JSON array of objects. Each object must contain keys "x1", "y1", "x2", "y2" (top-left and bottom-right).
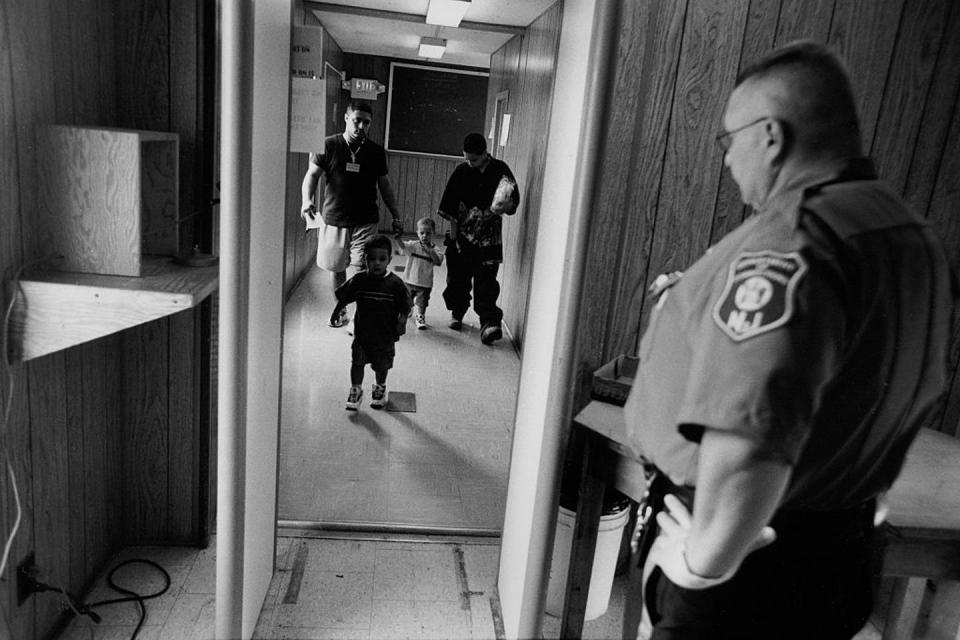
[{"x1": 385, "y1": 62, "x2": 489, "y2": 158}]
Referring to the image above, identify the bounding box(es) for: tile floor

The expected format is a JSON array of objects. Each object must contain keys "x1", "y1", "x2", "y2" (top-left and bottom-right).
[
  {"x1": 53, "y1": 532, "x2": 893, "y2": 640},
  {"x1": 279, "y1": 261, "x2": 519, "y2": 533},
  {"x1": 56, "y1": 531, "x2": 640, "y2": 640}
]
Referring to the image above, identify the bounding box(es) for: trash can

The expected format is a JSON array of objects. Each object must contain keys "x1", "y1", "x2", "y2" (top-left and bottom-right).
[{"x1": 545, "y1": 494, "x2": 631, "y2": 620}]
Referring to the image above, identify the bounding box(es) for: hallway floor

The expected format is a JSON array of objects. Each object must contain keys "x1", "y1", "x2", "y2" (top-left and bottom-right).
[
  {"x1": 56, "y1": 531, "x2": 894, "y2": 639},
  {"x1": 279, "y1": 261, "x2": 520, "y2": 533},
  {"x1": 57, "y1": 532, "x2": 631, "y2": 639}
]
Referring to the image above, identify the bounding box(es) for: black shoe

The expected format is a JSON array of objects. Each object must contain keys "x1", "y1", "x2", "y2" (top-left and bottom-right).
[{"x1": 481, "y1": 325, "x2": 502, "y2": 345}]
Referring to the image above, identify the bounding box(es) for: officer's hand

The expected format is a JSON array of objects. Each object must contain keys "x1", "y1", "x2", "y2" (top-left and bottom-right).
[
  {"x1": 874, "y1": 492, "x2": 889, "y2": 526},
  {"x1": 648, "y1": 271, "x2": 684, "y2": 297},
  {"x1": 392, "y1": 218, "x2": 403, "y2": 236},
  {"x1": 650, "y1": 495, "x2": 776, "y2": 590},
  {"x1": 301, "y1": 204, "x2": 317, "y2": 222}
]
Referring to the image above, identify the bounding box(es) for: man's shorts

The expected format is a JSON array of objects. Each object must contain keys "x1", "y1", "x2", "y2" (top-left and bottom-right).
[
  {"x1": 351, "y1": 340, "x2": 395, "y2": 372},
  {"x1": 316, "y1": 220, "x2": 378, "y2": 273}
]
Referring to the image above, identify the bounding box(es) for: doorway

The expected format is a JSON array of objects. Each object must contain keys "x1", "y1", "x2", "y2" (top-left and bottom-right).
[{"x1": 276, "y1": 259, "x2": 521, "y2": 534}]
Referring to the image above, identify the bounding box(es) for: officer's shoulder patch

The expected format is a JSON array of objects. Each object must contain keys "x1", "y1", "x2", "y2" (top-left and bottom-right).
[{"x1": 711, "y1": 250, "x2": 808, "y2": 342}]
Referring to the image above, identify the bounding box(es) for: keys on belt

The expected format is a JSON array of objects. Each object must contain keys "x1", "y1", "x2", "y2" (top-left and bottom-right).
[{"x1": 630, "y1": 468, "x2": 660, "y2": 554}]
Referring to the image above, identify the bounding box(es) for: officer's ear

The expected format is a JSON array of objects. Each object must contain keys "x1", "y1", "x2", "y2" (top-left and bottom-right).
[{"x1": 763, "y1": 118, "x2": 791, "y2": 164}]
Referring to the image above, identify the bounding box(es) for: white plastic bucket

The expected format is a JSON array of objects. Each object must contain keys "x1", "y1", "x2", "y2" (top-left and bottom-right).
[{"x1": 545, "y1": 504, "x2": 631, "y2": 620}]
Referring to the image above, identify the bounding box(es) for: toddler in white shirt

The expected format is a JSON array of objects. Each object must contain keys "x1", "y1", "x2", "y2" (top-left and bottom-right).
[{"x1": 400, "y1": 217, "x2": 444, "y2": 329}]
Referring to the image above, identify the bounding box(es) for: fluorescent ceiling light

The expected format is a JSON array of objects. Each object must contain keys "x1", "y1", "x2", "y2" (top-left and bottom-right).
[
  {"x1": 425, "y1": 0, "x2": 470, "y2": 27},
  {"x1": 418, "y1": 36, "x2": 447, "y2": 59}
]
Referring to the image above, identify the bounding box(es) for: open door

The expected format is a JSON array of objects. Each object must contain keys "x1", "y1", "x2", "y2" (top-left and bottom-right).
[{"x1": 216, "y1": 1, "x2": 292, "y2": 637}]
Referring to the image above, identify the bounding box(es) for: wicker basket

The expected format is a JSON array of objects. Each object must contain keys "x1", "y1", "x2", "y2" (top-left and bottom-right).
[{"x1": 591, "y1": 355, "x2": 639, "y2": 406}]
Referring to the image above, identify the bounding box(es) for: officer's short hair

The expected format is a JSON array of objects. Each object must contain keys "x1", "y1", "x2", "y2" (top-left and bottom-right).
[
  {"x1": 346, "y1": 100, "x2": 374, "y2": 118},
  {"x1": 737, "y1": 41, "x2": 861, "y2": 156},
  {"x1": 363, "y1": 234, "x2": 393, "y2": 256},
  {"x1": 463, "y1": 132, "x2": 487, "y2": 155},
  {"x1": 416, "y1": 217, "x2": 436, "y2": 231}
]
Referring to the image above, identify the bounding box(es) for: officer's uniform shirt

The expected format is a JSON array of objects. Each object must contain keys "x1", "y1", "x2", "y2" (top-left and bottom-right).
[{"x1": 624, "y1": 158, "x2": 953, "y2": 511}]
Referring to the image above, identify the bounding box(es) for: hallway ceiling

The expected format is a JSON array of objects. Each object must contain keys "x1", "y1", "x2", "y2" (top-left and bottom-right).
[{"x1": 306, "y1": 0, "x2": 557, "y2": 68}]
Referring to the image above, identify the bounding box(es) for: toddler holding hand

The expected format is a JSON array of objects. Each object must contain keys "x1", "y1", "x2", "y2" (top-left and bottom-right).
[{"x1": 400, "y1": 217, "x2": 444, "y2": 329}]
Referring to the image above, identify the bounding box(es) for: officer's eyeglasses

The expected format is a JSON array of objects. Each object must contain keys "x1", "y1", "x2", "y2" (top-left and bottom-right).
[{"x1": 715, "y1": 117, "x2": 771, "y2": 152}]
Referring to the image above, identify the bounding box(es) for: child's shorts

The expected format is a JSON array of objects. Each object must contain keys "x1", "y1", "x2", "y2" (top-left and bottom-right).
[
  {"x1": 316, "y1": 220, "x2": 378, "y2": 272},
  {"x1": 351, "y1": 340, "x2": 395, "y2": 372}
]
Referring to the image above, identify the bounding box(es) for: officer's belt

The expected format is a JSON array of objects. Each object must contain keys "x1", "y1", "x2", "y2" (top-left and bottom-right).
[
  {"x1": 631, "y1": 466, "x2": 876, "y2": 569},
  {"x1": 631, "y1": 468, "x2": 694, "y2": 567}
]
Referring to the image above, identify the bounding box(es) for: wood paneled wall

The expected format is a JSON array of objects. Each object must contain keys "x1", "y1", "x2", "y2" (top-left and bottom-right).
[
  {"x1": 486, "y1": 2, "x2": 563, "y2": 347},
  {"x1": 575, "y1": 0, "x2": 960, "y2": 440},
  {"x1": 0, "y1": 1, "x2": 210, "y2": 638},
  {"x1": 283, "y1": 7, "x2": 344, "y2": 299}
]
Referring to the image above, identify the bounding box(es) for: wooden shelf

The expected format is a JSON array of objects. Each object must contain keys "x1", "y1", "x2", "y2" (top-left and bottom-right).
[{"x1": 6, "y1": 256, "x2": 218, "y2": 363}]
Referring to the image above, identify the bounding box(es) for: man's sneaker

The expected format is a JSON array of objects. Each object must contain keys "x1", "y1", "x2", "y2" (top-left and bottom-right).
[
  {"x1": 370, "y1": 383, "x2": 387, "y2": 409},
  {"x1": 328, "y1": 308, "x2": 349, "y2": 328},
  {"x1": 415, "y1": 313, "x2": 427, "y2": 330},
  {"x1": 481, "y1": 324, "x2": 503, "y2": 345},
  {"x1": 448, "y1": 314, "x2": 463, "y2": 330},
  {"x1": 345, "y1": 385, "x2": 362, "y2": 410}
]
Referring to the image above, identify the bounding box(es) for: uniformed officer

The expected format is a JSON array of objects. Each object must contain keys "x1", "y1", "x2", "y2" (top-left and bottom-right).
[{"x1": 621, "y1": 41, "x2": 954, "y2": 639}]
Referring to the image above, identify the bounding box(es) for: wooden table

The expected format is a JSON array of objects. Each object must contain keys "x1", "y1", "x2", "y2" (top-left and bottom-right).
[{"x1": 560, "y1": 400, "x2": 960, "y2": 639}]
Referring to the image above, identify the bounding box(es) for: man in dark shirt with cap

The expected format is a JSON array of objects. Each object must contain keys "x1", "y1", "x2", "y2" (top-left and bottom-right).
[{"x1": 622, "y1": 41, "x2": 954, "y2": 640}]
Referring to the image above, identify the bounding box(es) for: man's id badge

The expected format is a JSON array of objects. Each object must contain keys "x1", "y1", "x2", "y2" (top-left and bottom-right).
[
  {"x1": 712, "y1": 250, "x2": 807, "y2": 341},
  {"x1": 346, "y1": 162, "x2": 360, "y2": 173}
]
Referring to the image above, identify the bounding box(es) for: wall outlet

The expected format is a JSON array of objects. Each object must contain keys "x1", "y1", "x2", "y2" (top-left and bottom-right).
[{"x1": 16, "y1": 552, "x2": 38, "y2": 606}]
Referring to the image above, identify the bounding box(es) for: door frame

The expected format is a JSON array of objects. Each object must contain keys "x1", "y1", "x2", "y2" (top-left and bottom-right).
[{"x1": 217, "y1": 1, "x2": 616, "y2": 639}]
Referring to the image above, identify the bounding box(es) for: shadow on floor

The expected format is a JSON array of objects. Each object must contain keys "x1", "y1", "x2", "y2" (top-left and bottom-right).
[{"x1": 278, "y1": 262, "x2": 521, "y2": 533}]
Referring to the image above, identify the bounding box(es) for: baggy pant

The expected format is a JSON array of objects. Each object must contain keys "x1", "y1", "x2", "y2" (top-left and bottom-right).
[{"x1": 442, "y1": 239, "x2": 503, "y2": 329}]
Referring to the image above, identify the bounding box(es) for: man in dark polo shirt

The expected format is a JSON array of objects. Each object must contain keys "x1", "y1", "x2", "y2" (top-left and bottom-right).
[
  {"x1": 301, "y1": 101, "x2": 404, "y2": 327},
  {"x1": 621, "y1": 41, "x2": 954, "y2": 639},
  {"x1": 438, "y1": 133, "x2": 520, "y2": 345}
]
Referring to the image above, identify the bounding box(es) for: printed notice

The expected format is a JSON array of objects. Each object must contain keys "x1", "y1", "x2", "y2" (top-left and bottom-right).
[{"x1": 289, "y1": 77, "x2": 327, "y2": 154}]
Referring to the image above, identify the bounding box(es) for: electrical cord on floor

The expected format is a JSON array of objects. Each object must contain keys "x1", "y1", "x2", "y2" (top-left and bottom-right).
[
  {"x1": 83, "y1": 559, "x2": 172, "y2": 640},
  {"x1": 29, "y1": 558, "x2": 171, "y2": 640}
]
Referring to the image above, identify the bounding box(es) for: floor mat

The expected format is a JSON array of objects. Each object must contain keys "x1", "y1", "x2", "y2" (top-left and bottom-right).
[{"x1": 385, "y1": 390, "x2": 416, "y2": 412}]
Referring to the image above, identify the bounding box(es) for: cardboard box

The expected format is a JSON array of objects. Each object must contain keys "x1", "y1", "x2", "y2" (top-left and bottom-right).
[{"x1": 591, "y1": 355, "x2": 639, "y2": 406}]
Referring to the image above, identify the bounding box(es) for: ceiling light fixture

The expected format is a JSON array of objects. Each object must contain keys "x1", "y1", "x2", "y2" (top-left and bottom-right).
[
  {"x1": 425, "y1": 0, "x2": 471, "y2": 27},
  {"x1": 418, "y1": 36, "x2": 447, "y2": 59}
]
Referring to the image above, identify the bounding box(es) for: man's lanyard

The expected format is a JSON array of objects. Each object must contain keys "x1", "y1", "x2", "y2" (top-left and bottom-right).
[
  {"x1": 347, "y1": 138, "x2": 364, "y2": 163},
  {"x1": 346, "y1": 138, "x2": 364, "y2": 173}
]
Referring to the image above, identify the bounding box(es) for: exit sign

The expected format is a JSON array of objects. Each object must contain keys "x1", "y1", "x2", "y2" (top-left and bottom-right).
[{"x1": 344, "y1": 77, "x2": 384, "y2": 100}]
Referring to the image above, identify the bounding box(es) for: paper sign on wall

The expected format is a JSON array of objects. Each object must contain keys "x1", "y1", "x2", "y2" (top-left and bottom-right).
[
  {"x1": 289, "y1": 77, "x2": 326, "y2": 153},
  {"x1": 291, "y1": 26, "x2": 325, "y2": 78},
  {"x1": 499, "y1": 114, "x2": 512, "y2": 147}
]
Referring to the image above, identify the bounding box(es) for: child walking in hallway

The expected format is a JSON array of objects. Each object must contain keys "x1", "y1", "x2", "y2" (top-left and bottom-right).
[
  {"x1": 400, "y1": 217, "x2": 444, "y2": 330},
  {"x1": 330, "y1": 235, "x2": 412, "y2": 410}
]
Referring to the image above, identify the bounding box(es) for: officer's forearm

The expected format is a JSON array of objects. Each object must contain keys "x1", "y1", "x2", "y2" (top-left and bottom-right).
[{"x1": 685, "y1": 429, "x2": 791, "y2": 578}]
